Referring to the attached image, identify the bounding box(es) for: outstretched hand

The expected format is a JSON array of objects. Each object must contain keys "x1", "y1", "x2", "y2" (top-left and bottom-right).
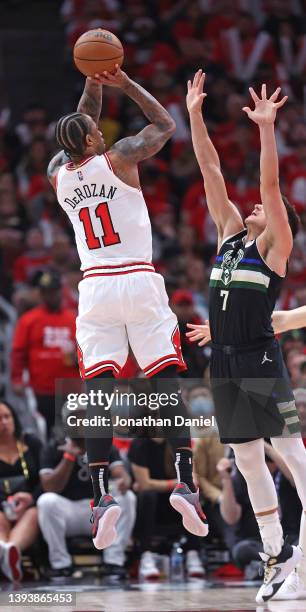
[
  {"x1": 186, "y1": 69, "x2": 207, "y2": 114},
  {"x1": 89, "y1": 65, "x2": 130, "y2": 90},
  {"x1": 186, "y1": 320, "x2": 211, "y2": 346},
  {"x1": 243, "y1": 84, "x2": 287, "y2": 125}
]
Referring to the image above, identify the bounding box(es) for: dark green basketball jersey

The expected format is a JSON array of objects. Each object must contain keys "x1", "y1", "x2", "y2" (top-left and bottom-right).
[{"x1": 209, "y1": 229, "x2": 285, "y2": 345}]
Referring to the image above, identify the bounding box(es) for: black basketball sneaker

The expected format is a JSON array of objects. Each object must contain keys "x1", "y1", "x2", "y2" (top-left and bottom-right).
[
  {"x1": 169, "y1": 483, "x2": 209, "y2": 537},
  {"x1": 90, "y1": 494, "x2": 121, "y2": 550}
]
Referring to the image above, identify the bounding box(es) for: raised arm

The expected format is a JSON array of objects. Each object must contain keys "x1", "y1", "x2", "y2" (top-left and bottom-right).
[
  {"x1": 186, "y1": 70, "x2": 244, "y2": 245},
  {"x1": 95, "y1": 66, "x2": 175, "y2": 163},
  {"x1": 47, "y1": 77, "x2": 103, "y2": 189},
  {"x1": 77, "y1": 76, "x2": 103, "y2": 126},
  {"x1": 243, "y1": 85, "x2": 291, "y2": 275}
]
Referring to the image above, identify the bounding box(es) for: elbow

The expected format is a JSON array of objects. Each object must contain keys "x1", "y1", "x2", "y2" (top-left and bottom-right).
[
  {"x1": 168, "y1": 118, "x2": 176, "y2": 135},
  {"x1": 202, "y1": 163, "x2": 221, "y2": 178},
  {"x1": 226, "y1": 514, "x2": 240, "y2": 526},
  {"x1": 137, "y1": 482, "x2": 148, "y2": 492},
  {"x1": 260, "y1": 178, "x2": 279, "y2": 192},
  {"x1": 41, "y1": 480, "x2": 60, "y2": 494},
  {"x1": 162, "y1": 117, "x2": 176, "y2": 137}
]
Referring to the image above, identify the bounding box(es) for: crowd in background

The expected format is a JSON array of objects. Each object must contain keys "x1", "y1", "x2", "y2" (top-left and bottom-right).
[{"x1": 1, "y1": 0, "x2": 306, "y2": 583}]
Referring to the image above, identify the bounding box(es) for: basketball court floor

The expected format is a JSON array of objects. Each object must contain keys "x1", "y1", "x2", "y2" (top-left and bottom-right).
[{"x1": 1, "y1": 578, "x2": 306, "y2": 612}]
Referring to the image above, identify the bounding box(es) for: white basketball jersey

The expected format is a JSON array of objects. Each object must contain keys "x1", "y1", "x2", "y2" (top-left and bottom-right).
[{"x1": 56, "y1": 153, "x2": 152, "y2": 270}]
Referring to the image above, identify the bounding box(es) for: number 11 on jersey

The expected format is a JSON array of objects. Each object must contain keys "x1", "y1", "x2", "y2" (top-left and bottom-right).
[{"x1": 220, "y1": 290, "x2": 229, "y2": 311}]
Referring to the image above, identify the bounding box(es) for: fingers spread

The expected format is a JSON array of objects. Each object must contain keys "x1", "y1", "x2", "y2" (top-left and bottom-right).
[{"x1": 261, "y1": 83, "x2": 267, "y2": 100}]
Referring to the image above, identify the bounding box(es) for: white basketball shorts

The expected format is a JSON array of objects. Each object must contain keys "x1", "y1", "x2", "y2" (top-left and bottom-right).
[{"x1": 76, "y1": 262, "x2": 186, "y2": 379}]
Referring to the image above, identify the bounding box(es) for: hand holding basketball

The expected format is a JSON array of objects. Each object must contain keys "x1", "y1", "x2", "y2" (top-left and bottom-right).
[{"x1": 92, "y1": 65, "x2": 131, "y2": 90}]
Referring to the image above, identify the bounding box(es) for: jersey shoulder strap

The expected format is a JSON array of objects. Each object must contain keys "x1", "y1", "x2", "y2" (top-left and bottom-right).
[{"x1": 218, "y1": 229, "x2": 247, "y2": 255}]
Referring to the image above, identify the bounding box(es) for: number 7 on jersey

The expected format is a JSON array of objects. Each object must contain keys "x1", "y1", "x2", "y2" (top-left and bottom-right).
[{"x1": 220, "y1": 290, "x2": 229, "y2": 311}]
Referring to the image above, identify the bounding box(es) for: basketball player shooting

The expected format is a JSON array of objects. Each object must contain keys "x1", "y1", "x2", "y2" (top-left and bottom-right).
[
  {"x1": 47, "y1": 67, "x2": 208, "y2": 553},
  {"x1": 187, "y1": 70, "x2": 306, "y2": 603}
]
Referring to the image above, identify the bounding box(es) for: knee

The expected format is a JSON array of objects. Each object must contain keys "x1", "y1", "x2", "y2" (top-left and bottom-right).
[
  {"x1": 281, "y1": 449, "x2": 306, "y2": 473},
  {"x1": 117, "y1": 490, "x2": 136, "y2": 508},
  {"x1": 37, "y1": 492, "x2": 61, "y2": 516},
  {"x1": 0, "y1": 511, "x2": 9, "y2": 530},
  {"x1": 24, "y1": 506, "x2": 38, "y2": 521},
  {"x1": 232, "y1": 444, "x2": 264, "y2": 478}
]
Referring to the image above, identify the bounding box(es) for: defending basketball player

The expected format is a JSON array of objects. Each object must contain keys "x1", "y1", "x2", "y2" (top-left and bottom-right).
[
  {"x1": 47, "y1": 67, "x2": 208, "y2": 556},
  {"x1": 187, "y1": 70, "x2": 306, "y2": 603}
]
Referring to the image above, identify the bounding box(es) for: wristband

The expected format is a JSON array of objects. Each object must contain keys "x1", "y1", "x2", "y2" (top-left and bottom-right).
[
  {"x1": 167, "y1": 479, "x2": 175, "y2": 491},
  {"x1": 63, "y1": 452, "x2": 76, "y2": 463}
]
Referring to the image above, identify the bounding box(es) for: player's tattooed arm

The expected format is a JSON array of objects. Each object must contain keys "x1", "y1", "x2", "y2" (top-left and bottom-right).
[
  {"x1": 47, "y1": 150, "x2": 70, "y2": 189},
  {"x1": 96, "y1": 66, "x2": 175, "y2": 162},
  {"x1": 77, "y1": 77, "x2": 102, "y2": 126}
]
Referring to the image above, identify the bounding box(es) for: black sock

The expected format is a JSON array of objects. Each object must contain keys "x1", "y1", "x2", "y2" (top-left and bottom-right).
[
  {"x1": 85, "y1": 373, "x2": 115, "y2": 506},
  {"x1": 174, "y1": 448, "x2": 196, "y2": 492},
  {"x1": 89, "y1": 464, "x2": 109, "y2": 505},
  {"x1": 150, "y1": 367, "x2": 195, "y2": 492}
]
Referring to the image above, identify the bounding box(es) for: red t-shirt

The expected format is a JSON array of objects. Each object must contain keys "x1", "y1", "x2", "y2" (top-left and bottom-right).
[{"x1": 11, "y1": 305, "x2": 79, "y2": 394}]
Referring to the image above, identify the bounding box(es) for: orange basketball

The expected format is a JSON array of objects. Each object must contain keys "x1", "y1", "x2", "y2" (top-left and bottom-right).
[{"x1": 73, "y1": 29, "x2": 124, "y2": 77}]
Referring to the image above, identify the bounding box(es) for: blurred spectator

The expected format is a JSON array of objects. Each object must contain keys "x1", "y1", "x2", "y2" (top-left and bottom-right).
[
  {"x1": 11, "y1": 271, "x2": 78, "y2": 435},
  {"x1": 286, "y1": 350, "x2": 306, "y2": 387},
  {"x1": 0, "y1": 400, "x2": 41, "y2": 582},
  {"x1": 15, "y1": 105, "x2": 48, "y2": 147},
  {"x1": 294, "y1": 387, "x2": 306, "y2": 438},
  {"x1": 193, "y1": 432, "x2": 232, "y2": 545},
  {"x1": 38, "y1": 430, "x2": 135, "y2": 579},
  {"x1": 12, "y1": 227, "x2": 52, "y2": 288},
  {"x1": 128, "y1": 437, "x2": 205, "y2": 579},
  {"x1": 16, "y1": 138, "x2": 49, "y2": 201},
  {"x1": 170, "y1": 289, "x2": 209, "y2": 377}
]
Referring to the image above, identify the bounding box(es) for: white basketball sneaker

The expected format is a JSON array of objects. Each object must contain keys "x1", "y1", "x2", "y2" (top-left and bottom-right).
[
  {"x1": 272, "y1": 568, "x2": 306, "y2": 600},
  {"x1": 139, "y1": 551, "x2": 160, "y2": 580},
  {"x1": 186, "y1": 550, "x2": 205, "y2": 578},
  {"x1": 256, "y1": 543, "x2": 303, "y2": 604}
]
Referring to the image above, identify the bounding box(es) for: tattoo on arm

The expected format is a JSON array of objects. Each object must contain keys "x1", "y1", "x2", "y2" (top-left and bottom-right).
[
  {"x1": 47, "y1": 150, "x2": 70, "y2": 183},
  {"x1": 124, "y1": 79, "x2": 174, "y2": 131},
  {"x1": 111, "y1": 125, "x2": 171, "y2": 163},
  {"x1": 110, "y1": 80, "x2": 175, "y2": 163},
  {"x1": 77, "y1": 80, "x2": 102, "y2": 125}
]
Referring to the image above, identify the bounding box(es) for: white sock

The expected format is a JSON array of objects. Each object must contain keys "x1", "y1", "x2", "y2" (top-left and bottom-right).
[
  {"x1": 98, "y1": 467, "x2": 106, "y2": 496},
  {"x1": 256, "y1": 511, "x2": 284, "y2": 557},
  {"x1": 297, "y1": 511, "x2": 306, "y2": 581}
]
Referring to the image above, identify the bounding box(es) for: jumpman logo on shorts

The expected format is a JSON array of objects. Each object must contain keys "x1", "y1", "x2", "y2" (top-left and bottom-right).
[{"x1": 261, "y1": 351, "x2": 273, "y2": 365}]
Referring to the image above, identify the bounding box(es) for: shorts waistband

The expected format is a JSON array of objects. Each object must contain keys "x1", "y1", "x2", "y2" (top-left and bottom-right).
[
  {"x1": 211, "y1": 337, "x2": 277, "y2": 354},
  {"x1": 82, "y1": 262, "x2": 155, "y2": 278}
]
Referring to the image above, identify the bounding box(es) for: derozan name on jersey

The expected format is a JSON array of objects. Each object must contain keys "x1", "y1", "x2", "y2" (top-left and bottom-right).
[{"x1": 64, "y1": 183, "x2": 117, "y2": 209}]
